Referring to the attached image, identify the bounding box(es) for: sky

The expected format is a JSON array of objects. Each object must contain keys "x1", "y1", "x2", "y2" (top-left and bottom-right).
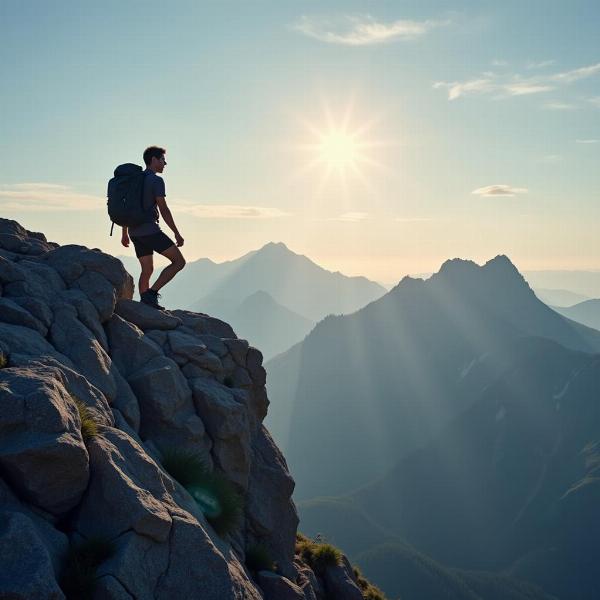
[{"x1": 1, "y1": 0, "x2": 599, "y2": 283}]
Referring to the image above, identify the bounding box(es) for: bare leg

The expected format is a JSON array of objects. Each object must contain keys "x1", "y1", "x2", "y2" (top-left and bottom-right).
[
  {"x1": 138, "y1": 255, "x2": 154, "y2": 294},
  {"x1": 150, "y1": 245, "x2": 186, "y2": 292}
]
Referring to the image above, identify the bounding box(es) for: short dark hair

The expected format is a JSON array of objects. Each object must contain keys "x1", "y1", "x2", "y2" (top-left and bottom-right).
[{"x1": 143, "y1": 146, "x2": 166, "y2": 166}]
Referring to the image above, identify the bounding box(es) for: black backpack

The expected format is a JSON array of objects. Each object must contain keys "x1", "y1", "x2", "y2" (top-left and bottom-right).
[{"x1": 107, "y1": 163, "x2": 156, "y2": 235}]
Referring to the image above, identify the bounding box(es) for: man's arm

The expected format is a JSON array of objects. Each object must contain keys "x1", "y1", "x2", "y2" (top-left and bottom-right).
[
  {"x1": 121, "y1": 226, "x2": 129, "y2": 247},
  {"x1": 156, "y1": 197, "x2": 184, "y2": 247}
]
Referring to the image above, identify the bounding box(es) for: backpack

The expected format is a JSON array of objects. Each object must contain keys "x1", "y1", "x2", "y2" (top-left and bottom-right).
[{"x1": 107, "y1": 163, "x2": 155, "y2": 235}]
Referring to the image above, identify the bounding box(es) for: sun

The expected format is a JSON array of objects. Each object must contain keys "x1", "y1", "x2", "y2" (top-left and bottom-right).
[
  {"x1": 292, "y1": 100, "x2": 387, "y2": 195},
  {"x1": 318, "y1": 130, "x2": 361, "y2": 169}
]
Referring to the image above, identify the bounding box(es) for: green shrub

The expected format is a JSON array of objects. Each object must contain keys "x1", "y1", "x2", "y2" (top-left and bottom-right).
[
  {"x1": 245, "y1": 543, "x2": 276, "y2": 572},
  {"x1": 295, "y1": 533, "x2": 342, "y2": 574},
  {"x1": 161, "y1": 449, "x2": 243, "y2": 536},
  {"x1": 0, "y1": 352, "x2": 7, "y2": 368},
  {"x1": 60, "y1": 537, "x2": 116, "y2": 599},
  {"x1": 353, "y1": 565, "x2": 388, "y2": 600},
  {"x1": 74, "y1": 398, "x2": 98, "y2": 440}
]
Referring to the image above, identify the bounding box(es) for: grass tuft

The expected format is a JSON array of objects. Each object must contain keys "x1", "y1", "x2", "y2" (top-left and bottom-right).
[
  {"x1": 74, "y1": 398, "x2": 98, "y2": 440},
  {"x1": 295, "y1": 532, "x2": 342, "y2": 574},
  {"x1": 245, "y1": 543, "x2": 277, "y2": 572},
  {"x1": 60, "y1": 537, "x2": 116, "y2": 599},
  {"x1": 0, "y1": 352, "x2": 7, "y2": 369},
  {"x1": 161, "y1": 448, "x2": 243, "y2": 536},
  {"x1": 353, "y1": 565, "x2": 388, "y2": 600}
]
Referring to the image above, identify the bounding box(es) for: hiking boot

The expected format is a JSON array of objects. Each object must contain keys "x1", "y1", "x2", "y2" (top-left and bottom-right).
[{"x1": 140, "y1": 289, "x2": 165, "y2": 310}]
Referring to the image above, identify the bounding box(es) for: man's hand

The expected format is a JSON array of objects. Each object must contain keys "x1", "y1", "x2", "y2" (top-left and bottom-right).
[
  {"x1": 121, "y1": 233, "x2": 130, "y2": 248},
  {"x1": 175, "y1": 232, "x2": 184, "y2": 247}
]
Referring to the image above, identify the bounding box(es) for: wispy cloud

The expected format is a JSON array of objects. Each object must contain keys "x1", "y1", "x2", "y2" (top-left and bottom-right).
[
  {"x1": 588, "y1": 96, "x2": 600, "y2": 108},
  {"x1": 543, "y1": 101, "x2": 577, "y2": 110},
  {"x1": 551, "y1": 62, "x2": 600, "y2": 83},
  {"x1": 0, "y1": 182, "x2": 102, "y2": 211},
  {"x1": 292, "y1": 14, "x2": 446, "y2": 46},
  {"x1": 491, "y1": 59, "x2": 508, "y2": 67},
  {"x1": 526, "y1": 59, "x2": 555, "y2": 69},
  {"x1": 472, "y1": 184, "x2": 528, "y2": 198},
  {"x1": 576, "y1": 139, "x2": 599, "y2": 144},
  {"x1": 171, "y1": 202, "x2": 290, "y2": 219},
  {"x1": 435, "y1": 60, "x2": 600, "y2": 102},
  {"x1": 328, "y1": 212, "x2": 370, "y2": 222}
]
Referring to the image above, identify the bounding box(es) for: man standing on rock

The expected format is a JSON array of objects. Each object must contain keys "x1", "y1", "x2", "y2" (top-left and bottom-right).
[{"x1": 121, "y1": 146, "x2": 185, "y2": 310}]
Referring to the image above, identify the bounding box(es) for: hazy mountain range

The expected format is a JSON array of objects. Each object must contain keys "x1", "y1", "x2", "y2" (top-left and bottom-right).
[
  {"x1": 118, "y1": 242, "x2": 386, "y2": 359},
  {"x1": 553, "y1": 299, "x2": 600, "y2": 331},
  {"x1": 265, "y1": 255, "x2": 600, "y2": 501}
]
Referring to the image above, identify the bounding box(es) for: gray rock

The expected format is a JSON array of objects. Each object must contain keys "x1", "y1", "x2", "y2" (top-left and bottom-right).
[
  {"x1": 2, "y1": 259, "x2": 64, "y2": 303},
  {"x1": 225, "y1": 338, "x2": 250, "y2": 366},
  {"x1": 181, "y1": 363, "x2": 215, "y2": 380},
  {"x1": 171, "y1": 309, "x2": 236, "y2": 338},
  {"x1": 189, "y1": 378, "x2": 251, "y2": 488},
  {"x1": 0, "y1": 478, "x2": 69, "y2": 579},
  {"x1": 10, "y1": 296, "x2": 53, "y2": 330},
  {"x1": 74, "y1": 427, "x2": 173, "y2": 542},
  {"x1": 0, "y1": 367, "x2": 89, "y2": 514},
  {"x1": 0, "y1": 296, "x2": 47, "y2": 335},
  {"x1": 19, "y1": 259, "x2": 66, "y2": 292},
  {"x1": 247, "y1": 426, "x2": 298, "y2": 580},
  {"x1": 49, "y1": 303, "x2": 116, "y2": 401},
  {"x1": 233, "y1": 366, "x2": 253, "y2": 389},
  {"x1": 322, "y1": 556, "x2": 364, "y2": 600},
  {"x1": 72, "y1": 270, "x2": 117, "y2": 323},
  {"x1": 93, "y1": 574, "x2": 133, "y2": 600},
  {"x1": 0, "y1": 511, "x2": 65, "y2": 599},
  {"x1": 106, "y1": 314, "x2": 163, "y2": 377},
  {"x1": 115, "y1": 298, "x2": 182, "y2": 330},
  {"x1": 167, "y1": 329, "x2": 208, "y2": 361},
  {"x1": 127, "y1": 356, "x2": 212, "y2": 457},
  {"x1": 294, "y1": 561, "x2": 322, "y2": 600},
  {"x1": 256, "y1": 571, "x2": 305, "y2": 600},
  {"x1": 197, "y1": 334, "x2": 229, "y2": 357},
  {"x1": 111, "y1": 369, "x2": 141, "y2": 432},
  {"x1": 59, "y1": 289, "x2": 108, "y2": 350},
  {"x1": 0, "y1": 254, "x2": 26, "y2": 283},
  {"x1": 247, "y1": 347, "x2": 266, "y2": 386},
  {"x1": 42, "y1": 244, "x2": 133, "y2": 299},
  {"x1": 145, "y1": 328, "x2": 169, "y2": 348}
]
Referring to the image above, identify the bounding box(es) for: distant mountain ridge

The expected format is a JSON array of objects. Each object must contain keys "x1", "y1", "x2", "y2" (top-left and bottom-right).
[{"x1": 265, "y1": 254, "x2": 600, "y2": 500}]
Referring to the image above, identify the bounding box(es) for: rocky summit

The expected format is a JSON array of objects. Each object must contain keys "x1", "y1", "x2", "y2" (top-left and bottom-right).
[{"x1": 0, "y1": 218, "x2": 369, "y2": 600}]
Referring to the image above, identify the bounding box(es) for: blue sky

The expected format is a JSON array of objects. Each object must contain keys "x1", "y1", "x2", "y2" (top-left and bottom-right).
[{"x1": 1, "y1": 0, "x2": 599, "y2": 281}]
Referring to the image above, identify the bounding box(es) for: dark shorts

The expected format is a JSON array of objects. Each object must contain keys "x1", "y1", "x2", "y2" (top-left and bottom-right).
[{"x1": 130, "y1": 231, "x2": 175, "y2": 258}]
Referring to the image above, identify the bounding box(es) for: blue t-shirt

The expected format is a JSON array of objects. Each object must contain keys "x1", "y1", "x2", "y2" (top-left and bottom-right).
[{"x1": 128, "y1": 169, "x2": 165, "y2": 237}]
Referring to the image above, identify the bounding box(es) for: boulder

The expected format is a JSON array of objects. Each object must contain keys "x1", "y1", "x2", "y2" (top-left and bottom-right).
[
  {"x1": 111, "y1": 369, "x2": 141, "y2": 432},
  {"x1": 0, "y1": 296, "x2": 47, "y2": 335},
  {"x1": 256, "y1": 571, "x2": 305, "y2": 600},
  {"x1": 171, "y1": 309, "x2": 236, "y2": 338},
  {"x1": 189, "y1": 378, "x2": 251, "y2": 488},
  {"x1": 0, "y1": 367, "x2": 89, "y2": 514},
  {"x1": 49, "y1": 303, "x2": 116, "y2": 401},
  {"x1": 0, "y1": 511, "x2": 64, "y2": 599},
  {"x1": 72, "y1": 270, "x2": 117, "y2": 323},
  {"x1": 74, "y1": 427, "x2": 173, "y2": 542},
  {"x1": 105, "y1": 314, "x2": 163, "y2": 377},
  {"x1": 115, "y1": 298, "x2": 182, "y2": 330},
  {"x1": 127, "y1": 356, "x2": 212, "y2": 457},
  {"x1": 59, "y1": 289, "x2": 108, "y2": 350},
  {"x1": 322, "y1": 556, "x2": 363, "y2": 600},
  {"x1": 225, "y1": 338, "x2": 249, "y2": 366},
  {"x1": 41, "y1": 244, "x2": 132, "y2": 299},
  {"x1": 9, "y1": 296, "x2": 53, "y2": 330},
  {"x1": 246, "y1": 426, "x2": 298, "y2": 580}
]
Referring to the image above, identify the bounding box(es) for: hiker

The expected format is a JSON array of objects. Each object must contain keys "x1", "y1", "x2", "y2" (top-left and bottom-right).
[{"x1": 120, "y1": 146, "x2": 186, "y2": 310}]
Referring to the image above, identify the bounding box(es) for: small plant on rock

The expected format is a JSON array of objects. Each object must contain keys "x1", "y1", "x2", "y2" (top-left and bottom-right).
[
  {"x1": 0, "y1": 352, "x2": 7, "y2": 368},
  {"x1": 74, "y1": 398, "x2": 98, "y2": 441},
  {"x1": 295, "y1": 532, "x2": 342, "y2": 574},
  {"x1": 245, "y1": 543, "x2": 277, "y2": 573},
  {"x1": 353, "y1": 565, "x2": 388, "y2": 600},
  {"x1": 60, "y1": 537, "x2": 116, "y2": 599},
  {"x1": 161, "y1": 449, "x2": 244, "y2": 537}
]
